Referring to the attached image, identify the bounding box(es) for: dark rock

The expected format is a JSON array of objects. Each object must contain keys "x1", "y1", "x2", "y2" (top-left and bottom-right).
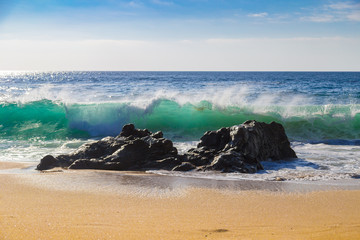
[
  {"x1": 67, "y1": 137, "x2": 117, "y2": 160},
  {"x1": 55, "y1": 155, "x2": 72, "y2": 168},
  {"x1": 184, "y1": 147, "x2": 215, "y2": 166},
  {"x1": 39, "y1": 124, "x2": 180, "y2": 171},
  {"x1": 147, "y1": 137, "x2": 177, "y2": 158},
  {"x1": 186, "y1": 155, "x2": 210, "y2": 167},
  {"x1": 36, "y1": 121, "x2": 296, "y2": 174},
  {"x1": 186, "y1": 120, "x2": 296, "y2": 173},
  {"x1": 143, "y1": 157, "x2": 181, "y2": 170},
  {"x1": 104, "y1": 162, "x2": 134, "y2": 171},
  {"x1": 120, "y1": 123, "x2": 135, "y2": 137},
  {"x1": 103, "y1": 139, "x2": 149, "y2": 170},
  {"x1": 172, "y1": 162, "x2": 196, "y2": 171},
  {"x1": 351, "y1": 174, "x2": 360, "y2": 179},
  {"x1": 69, "y1": 159, "x2": 106, "y2": 170},
  {"x1": 105, "y1": 139, "x2": 149, "y2": 162},
  {"x1": 119, "y1": 124, "x2": 151, "y2": 138},
  {"x1": 227, "y1": 120, "x2": 297, "y2": 161},
  {"x1": 36, "y1": 155, "x2": 59, "y2": 170},
  {"x1": 207, "y1": 151, "x2": 258, "y2": 173},
  {"x1": 151, "y1": 131, "x2": 163, "y2": 139},
  {"x1": 198, "y1": 127, "x2": 230, "y2": 150}
]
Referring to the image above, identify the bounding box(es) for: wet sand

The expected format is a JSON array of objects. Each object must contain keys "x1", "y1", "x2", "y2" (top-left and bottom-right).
[
  {"x1": 0, "y1": 161, "x2": 32, "y2": 171},
  {"x1": 1, "y1": 163, "x2": 360, "y2": 240}
]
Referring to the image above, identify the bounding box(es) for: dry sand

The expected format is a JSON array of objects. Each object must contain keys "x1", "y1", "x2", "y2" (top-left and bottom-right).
[{"x1": 1, "y1": 162, "x2": 360, "y2": 240}]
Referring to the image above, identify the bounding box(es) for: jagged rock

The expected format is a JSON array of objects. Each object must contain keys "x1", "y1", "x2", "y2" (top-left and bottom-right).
[
  {"x1": 40, "y1": 124, "x2": 179, "y2": 171},
  {"x1": 172, "y1": 162, "x2": 196, "y2": 171},
  {"x1": 69, "y1": 159, "x2": 106, "y2": 170},
  {"x1": 206, "y1": 151, "x2": 260, "y2": 173},
  {"x1": 119, "y1": 123, "x2": 151, "y2": 138},
  {"x1": 151, "y1": 131, "x2": 163, "y2": 139},
  {"x1": 36, "y1": 155, "x2": 59, "y2": 170},
  {"x1": 120, "y1": 123, "x2": 135, "y2": 137},
  {"x1": 185, "y1": 147, "x2": 215, "y2": 166},
  {"x1": 140, "y1": 157, "x2": 181, "y2": 170},
  {"x1": 185, "y1": 120, "x2": 296, "y2": 173},
  {"x1": 198, "y1": 127, "x2": 230, "y2": 150},
  {"x1": 104, "y1": 139, "x2": 149, "y2": 163},
  {"x1": 37, "y1": 121, "x2": 297, "y2": 174}
]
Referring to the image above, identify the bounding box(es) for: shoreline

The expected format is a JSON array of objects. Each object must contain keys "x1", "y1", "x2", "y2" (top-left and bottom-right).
[
  {"x1": 1, "y1": 161, "x2": 360, "y2": 194},
  {"x1": 1, "y1": 162, "x2": 360, "y2": 239}
]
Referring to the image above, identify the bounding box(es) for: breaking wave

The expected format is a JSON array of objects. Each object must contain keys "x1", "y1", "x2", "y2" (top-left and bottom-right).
[{"x1": 1, "y1": 99, "x2": 359, "y2": 141}]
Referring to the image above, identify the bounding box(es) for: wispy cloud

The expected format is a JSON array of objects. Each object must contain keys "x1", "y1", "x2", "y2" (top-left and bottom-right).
[
  {"x1": 127, "y1": 1, "x2": 143, "y2": 8},
  {"x1": 248, "y1": 12, "x2": 268, "y2": 18},
  {"x1": 301, "y1": 1, "x2": 360, "y2": 22},
  {"x1": 151, "y1": 0, "x2": 174, "y2": 6},
  {"x1": 301, "y1": 14, "x2": 334, "y2": 23},
  {"x1": 347, "y1": 11, "x2": 360, "y2": 21},
  {"x1": 327, "y1": 2, "x2": 358, "y2": 10}
]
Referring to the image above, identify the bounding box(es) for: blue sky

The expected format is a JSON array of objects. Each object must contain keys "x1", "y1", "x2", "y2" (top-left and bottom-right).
[{"x1": 0, "y1": 0, "x2": 359, "y2": 70}]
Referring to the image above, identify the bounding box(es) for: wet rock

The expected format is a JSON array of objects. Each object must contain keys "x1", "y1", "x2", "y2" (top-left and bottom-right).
[
  {"x1": 172, "y1": 162, "x2": 196, "y2": 171},
  {"x1": 41, "y1": 124, "x2": 179, "y2": 171},
  {"x1": 37, "y1": 121, "x2": 296, "y2": 174},
  {"x1": 36, "y1": 155, "x2": 59, "y2": 170},
  {"x1": 186, "y1": 120, "x2": 296, "y2": 173},
  {"x1": 207, "y1": 151, "x2": 251, "y2": 173},
  {"x1": 104, "y1": 139, "x2": 149, "y2": 163},
  {"x1": 143, "y1": 157, "x2": 182, "y2": 170},
  {"x1": 119, "y1": 123, "x2": 150, "y2": 138},
  {"x1": 69, "y1": 159, "x2": 106, "y2": 170},
  {"x1": 119, "y1": 123, "x2": 135, "y2": 137},
  {"x1": 198, "y1": 127, "x2": 230, "y2": 150},
  {"x1": 61, "y1": 137, "x2": 117, "y2": 162},
  {"x1": 151, "y1": 131, "x2": 163, "y2": 139}
]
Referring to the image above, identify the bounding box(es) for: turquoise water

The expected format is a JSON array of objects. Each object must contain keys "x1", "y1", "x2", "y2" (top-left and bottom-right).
[
  {"x1": 1, "y1": 71, "x2": 360, "y2": 181},
  {"x1": 0, "y1": 99, "x2": 360, "y2": 141}
]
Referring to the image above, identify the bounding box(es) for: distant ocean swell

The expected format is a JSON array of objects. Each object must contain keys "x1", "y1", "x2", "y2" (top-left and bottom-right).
[{"x1": 1, "y1": 99, "x2": 359, "y2": 142}]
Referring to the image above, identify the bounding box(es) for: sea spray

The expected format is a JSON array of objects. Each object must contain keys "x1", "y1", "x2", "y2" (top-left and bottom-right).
[
  {"x1": 1, "y1": 71, "x2": 360, "y2": 181},
  {"x1": 1, "y1": 99, "x2": 359, "y2": 141}
]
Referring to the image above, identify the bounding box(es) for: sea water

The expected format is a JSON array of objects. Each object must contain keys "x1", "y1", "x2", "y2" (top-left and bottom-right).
[{"x1": 1, "y1": 71, "x2": 360, "y2": 182}]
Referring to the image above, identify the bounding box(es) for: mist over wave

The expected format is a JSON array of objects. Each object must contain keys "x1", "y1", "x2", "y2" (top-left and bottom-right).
[
  {"x1": 1, "y1": 71, "x2": 360, "y2": 142},
  {"x1": 1, "y1": 99, "x2": 359, "y2": 142},
  {"x1": 1, "y1": 72, "x2": 360, "y2": 181}
]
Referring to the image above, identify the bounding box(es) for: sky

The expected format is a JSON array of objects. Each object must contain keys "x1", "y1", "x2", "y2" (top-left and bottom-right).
[{"x1": 0, "y1": 0, "x2": 359, "y2": 71}]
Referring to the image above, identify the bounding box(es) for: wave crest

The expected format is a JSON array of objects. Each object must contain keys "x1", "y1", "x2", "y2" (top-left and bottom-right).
[{"x1": 0, "y1": 99, "x2": 359, "y2": 141}]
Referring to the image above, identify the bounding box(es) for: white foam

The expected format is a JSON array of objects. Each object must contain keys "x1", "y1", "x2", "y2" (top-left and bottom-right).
[
  {"x1": 173, "y1": 141, "x2": 198, "y2": 154},
  {"x1": 150, "y1": 142, "x2": 360, "y2": 182},
  {"x1": 2, "y1": 137, "x2": 360, "y2": 182},
  {"x1": 2, "y1": 80, "x2": 359, "y2": 128},
  {"x1": 0, "y1": 139, "x2": 88, "y2": 163}
]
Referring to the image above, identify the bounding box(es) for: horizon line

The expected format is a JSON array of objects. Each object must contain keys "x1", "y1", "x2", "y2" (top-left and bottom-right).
[{"x1": 1, "y1": 70, "x2": 360, "y2": 73}]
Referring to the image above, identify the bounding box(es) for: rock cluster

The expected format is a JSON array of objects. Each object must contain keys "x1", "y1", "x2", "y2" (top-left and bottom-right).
[
  {"x1": 37, "y1": 120, "x2": 297, "y2": 173},
  {"x1": 184, "y1": 120, "x2": 297, "y2": 173}
]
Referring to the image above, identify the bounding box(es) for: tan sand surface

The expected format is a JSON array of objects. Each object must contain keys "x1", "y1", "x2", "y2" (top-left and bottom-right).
[
  {"x1": 1, "y1": 172, "x2": 360, "y2": 240},
  {"x1": 0, "y1": 162, "x2": 31, "y2": 170}
]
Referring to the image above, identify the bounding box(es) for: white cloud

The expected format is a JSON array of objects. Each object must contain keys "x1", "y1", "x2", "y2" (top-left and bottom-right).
[
  {"x1": 248, "y1": 12, "x2": 268, "y2": 18},
  {"x1": 302, "y1": 1, "x2": 360, "y2": 22},
  {"x1": 347, "y1": 10, "x2": 360, "y2": 21},
  {"x1": 327, "y1": 2, "x2": 356, "y2": 10}
]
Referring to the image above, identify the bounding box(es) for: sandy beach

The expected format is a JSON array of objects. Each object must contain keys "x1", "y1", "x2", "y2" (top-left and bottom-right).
[
  {"x1": 1, "y1": 162, "x2": 360, "y2": 240},
  {"x1": 1, "y1": 0, "x2": 360, "y2": 237}
]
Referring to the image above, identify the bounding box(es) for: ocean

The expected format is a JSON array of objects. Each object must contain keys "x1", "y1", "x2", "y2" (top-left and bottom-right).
[{"x1": 1, "y1": 71, "x2": 360, "y2": 182}]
